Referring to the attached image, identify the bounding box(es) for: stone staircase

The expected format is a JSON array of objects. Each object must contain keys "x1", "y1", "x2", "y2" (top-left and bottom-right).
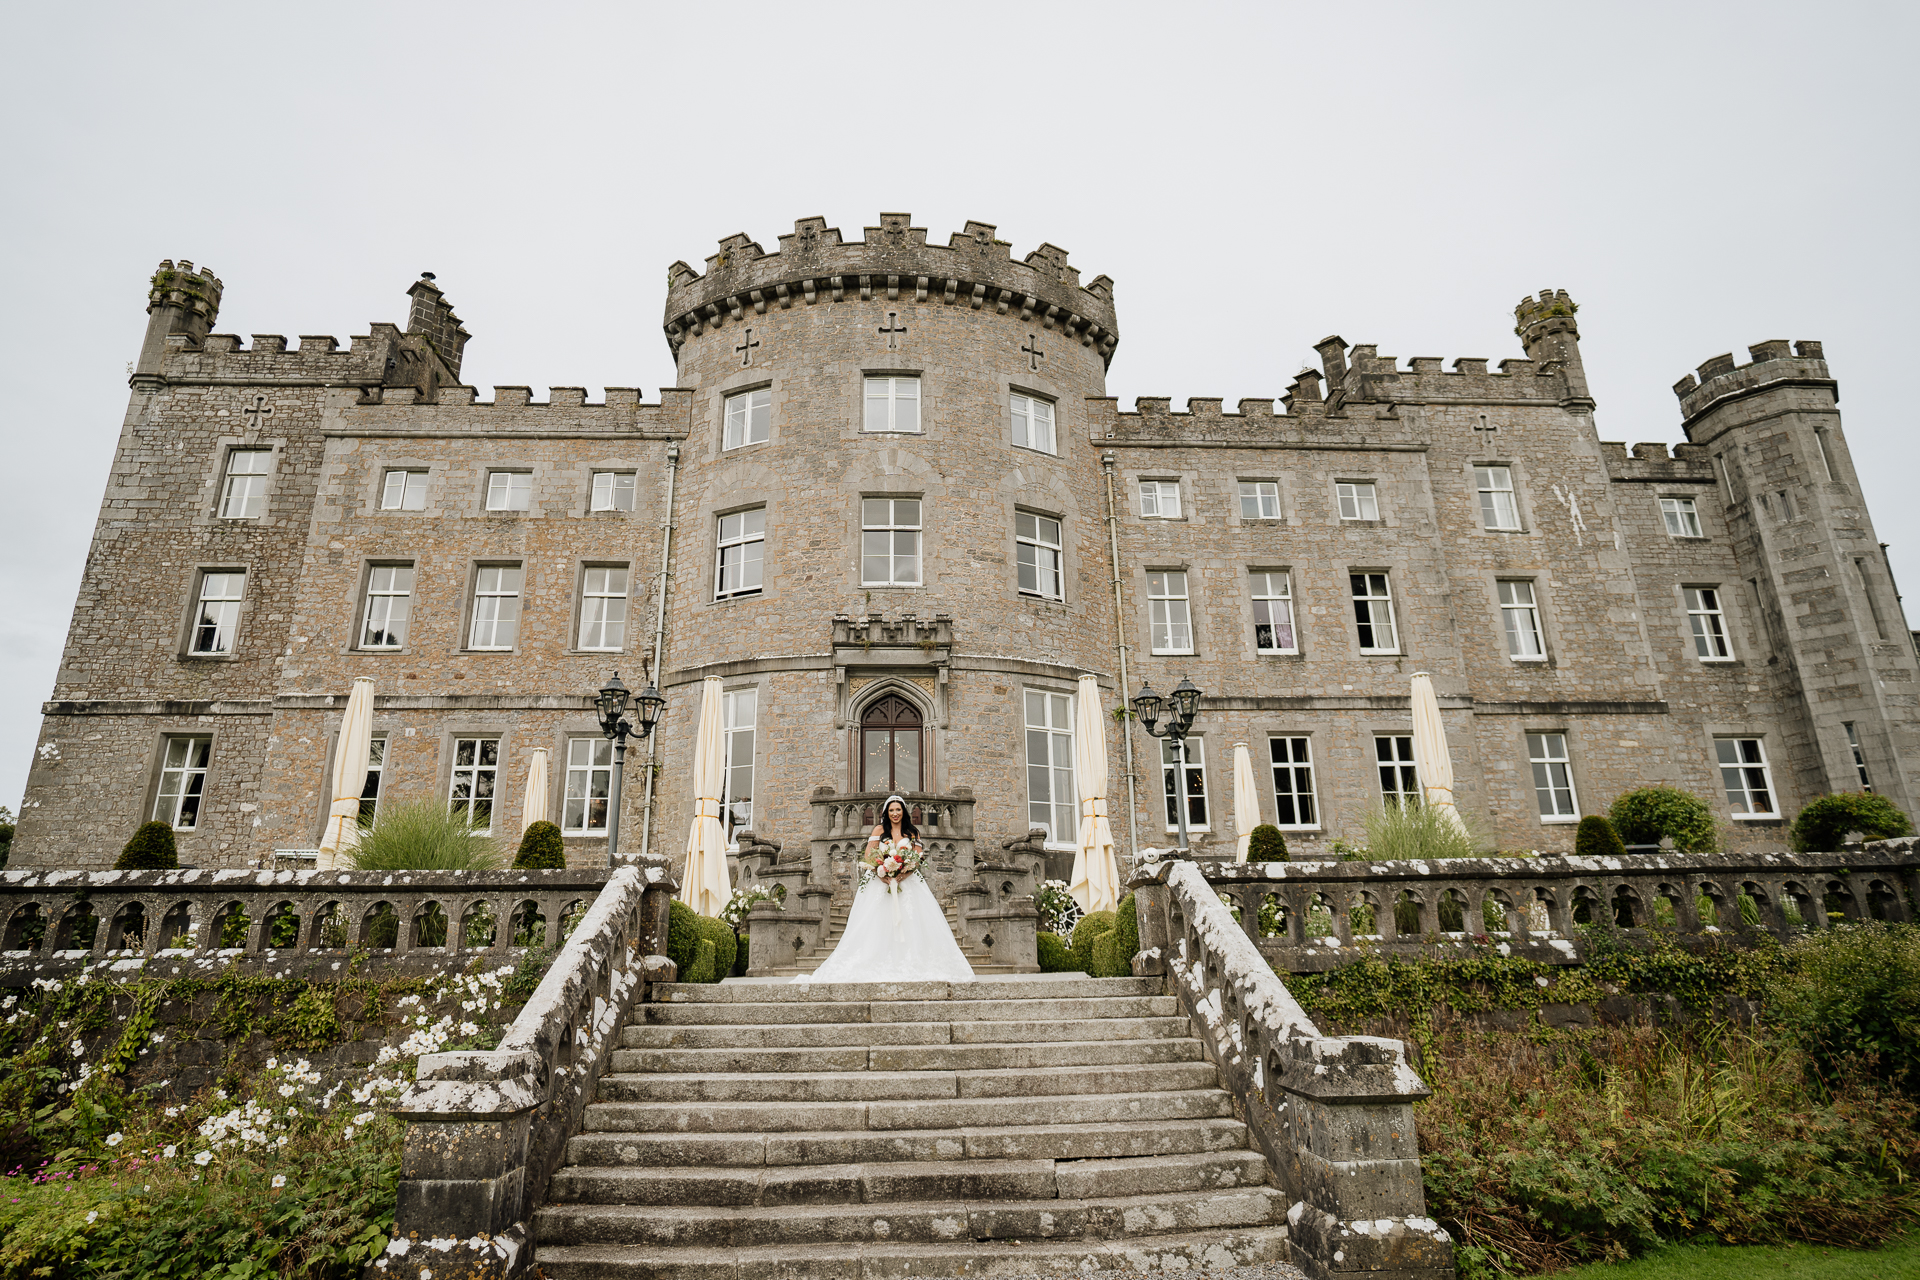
[{"x1": 533, "y1": 976, "x2": 1290, "y2": 1277}]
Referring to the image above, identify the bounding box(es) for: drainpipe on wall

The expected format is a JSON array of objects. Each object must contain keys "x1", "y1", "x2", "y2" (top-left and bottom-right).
[
  {"x1": 1102, "y1": 451, "x2": 1140, "y2": 863},
  {"x1": 637, "y1": 441, "x2": 681, "y2": 863}
]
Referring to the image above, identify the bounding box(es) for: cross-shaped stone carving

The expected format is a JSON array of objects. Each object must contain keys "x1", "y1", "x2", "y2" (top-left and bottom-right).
[
  {"x1": 243, "y1": 395, "x2": 274, "y2": 429},
  {"x1": 878, "y1": 311, "x2": 906, "y2": 350},
  {"x1": 1021, "y1": 334, "x2": 1044, "y2": 371},
  {"x1": 1473, "y1": 413, "x2": 1498, "y2": 440},
  {"x1": 734, "y1": 327, "x2": 760, "y2": 367}
]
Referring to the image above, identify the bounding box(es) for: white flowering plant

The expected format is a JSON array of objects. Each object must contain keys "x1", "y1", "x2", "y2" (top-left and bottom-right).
[
  {"x1": 0, "y1": 951, "x2": 549, "y2": 1274},
  {"x1": 1033, "y1": 880, "x2": 1084, "y2": 937},
  {"x1": 719, "y1": 882, "x2": 787, "y2": 930}
]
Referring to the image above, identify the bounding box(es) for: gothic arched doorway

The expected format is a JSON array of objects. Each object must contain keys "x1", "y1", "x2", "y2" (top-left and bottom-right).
[{"x1": 860, "y1": 695, "x2": 923, "y2": 794}]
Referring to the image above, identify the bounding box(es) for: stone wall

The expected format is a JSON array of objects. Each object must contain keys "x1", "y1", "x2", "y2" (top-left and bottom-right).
[{"x1": 14, "y1": 223, "x2": 1918, "y2": 879}]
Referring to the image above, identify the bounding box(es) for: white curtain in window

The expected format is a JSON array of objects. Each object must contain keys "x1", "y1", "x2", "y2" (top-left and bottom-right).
[
  {"x1": 1410, "y1": 671, "x2": 1465, "y2": 833},
  {"x1": 679, "y1": 677, "x2": 733, "y2": 915},
  {"x1": 1232, "y1": 741, "x2": 1259, "y2": 863},
  {"x1": 318, "y1": 678, "x2": 376, "y2": 869},
  {"x1": 1068, "y1": 674, "x2": 1120, "y2": 913},
  {"x1": 522, "y1": 747, "x2": 550, "y2": 833}
]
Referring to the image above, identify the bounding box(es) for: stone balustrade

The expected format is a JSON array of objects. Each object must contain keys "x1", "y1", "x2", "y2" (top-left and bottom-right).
[
  {"x1": 1197, "y1": 840, "x2": 1920, "y2": 973},
  {"x1": 1133, "y1": 858, "x2": 1455, "y2": 1280},
  {"x1": 383, "y1": 857, "x2": 678, "y2": 1279},
  {"x1": 0, "y1": 866, "x2": 614, "y2": 978}
]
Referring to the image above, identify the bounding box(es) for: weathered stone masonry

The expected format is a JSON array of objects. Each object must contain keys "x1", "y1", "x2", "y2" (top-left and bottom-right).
[{"x1": 14, "y1": 220, "x2": 1917, "y2": 875}]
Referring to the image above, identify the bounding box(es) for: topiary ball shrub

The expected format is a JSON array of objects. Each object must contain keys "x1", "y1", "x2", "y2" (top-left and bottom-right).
[
  {"x1": 115, "y1": 821, "x2": 179, "y2": 870},
  {"x1": 693, "y1": 913, "x2": 736, "y2": 983},
  {"x1": 1790, "y1": 792, "x2": 1914, "y2": 853},
  {"x1": 667, "y1": 899, "x2": 701, "y2": 977},
  {"x1": 1037, "y1": 931, "x2": 1076, "y2": 972},
  {"x1": 1109, "y1": 893, "x2": 1140, "y2": 969},
  {"x1": 1071, "y1": 910, "x2": 1117, "y2": 974},
  {"x1": 684, "y1": 937, "x2": 718, "y2": 985},
  {"x1": 513, "y1": 821, "x2": 567, "y2": 869},
  {"x1": 1247, "y1": 824, "x2": 1289, "y2": 863},
  {"x1": 1573, "y1": 815, "x2": 1627, "y2": 859},
  {"x1": 1609, "y1": 785, "x2": 1718, "y2": 853},
  {"x1": 1092, "y1": 931, "x2": 1128, "y2": 978}
]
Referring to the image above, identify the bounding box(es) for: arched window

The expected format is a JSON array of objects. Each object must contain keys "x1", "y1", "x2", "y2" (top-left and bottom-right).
[{"x1": 860, "y1": 695, "x2": 922, "y2": 794}]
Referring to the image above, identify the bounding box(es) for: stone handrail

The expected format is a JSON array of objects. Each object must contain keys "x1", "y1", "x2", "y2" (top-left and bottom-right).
[
  {"x1": 0, "y1": 866, "x2": 614, "y2": 977},
  {"x1": 1199, "y1": 842, "x2": 1920, "y2": 972},
  {"x1": 380, "y1": 857, "x2": 678, "y2": 1279},
  {"x1": 1133, "y1": 858, "x2": 1455, "y2": 1279}
]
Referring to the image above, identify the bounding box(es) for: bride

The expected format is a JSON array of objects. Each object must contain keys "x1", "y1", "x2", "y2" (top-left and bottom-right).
[{"x1": 796, "y1": 795, "x2": 975, "y2": 983}]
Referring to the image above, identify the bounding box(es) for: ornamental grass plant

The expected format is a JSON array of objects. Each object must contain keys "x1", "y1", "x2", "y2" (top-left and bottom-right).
[
  {"x1": 346, "y1": 799, "x2": 504, "y2": 872},
  {"x1": 1359, "y1": 800, "x2": 1493, "y2": 862}
]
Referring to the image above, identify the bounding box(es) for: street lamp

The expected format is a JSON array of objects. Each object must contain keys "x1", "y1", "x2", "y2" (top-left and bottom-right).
[
  {"x1": 1132, "y1": 674, "x2": 1204, "y2": 857},
  {"x1": 595, "y1": 671, "x2": 666, "y2": 861}
]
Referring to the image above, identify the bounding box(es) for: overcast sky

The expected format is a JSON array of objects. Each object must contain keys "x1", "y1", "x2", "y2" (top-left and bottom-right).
[{"x1": 2, "y1": 2, "x2": 1915, "y2": 814}]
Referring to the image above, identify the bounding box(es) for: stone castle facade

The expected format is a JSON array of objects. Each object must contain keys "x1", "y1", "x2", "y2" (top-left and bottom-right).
[{"x1": 14, "y1": 213, "x2": 1918, "y2": 885}]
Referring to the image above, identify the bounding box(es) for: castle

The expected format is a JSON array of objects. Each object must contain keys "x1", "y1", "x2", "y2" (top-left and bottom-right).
[{"x1": 15, "y1": 214, "x2": 1917, "y2": 914}]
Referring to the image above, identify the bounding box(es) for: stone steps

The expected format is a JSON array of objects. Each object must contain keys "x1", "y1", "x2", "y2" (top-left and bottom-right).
[
  {"x1": 597, "y1": 1061, "x2": 1222, "y2": 1103},
  {"x1": 534, "y1": 976, "x2": 1288, "y2": 1277},
  {"x1": 535, "y1": 1185, "x2": 1288, "y2": 1248},
  {"x1": 618, "y1": 1015, "x2": 1194, "y2": 1049},
  {"x1": 537, "y1": 1228, "x2": 1291, "y2": 1279},
  {"x1": 609, "y1": 1035, "x2": 1204, "y2": 1073},
  {"x1": 563, "y1": 1117, "x2": 1253, "y2": 1169}
]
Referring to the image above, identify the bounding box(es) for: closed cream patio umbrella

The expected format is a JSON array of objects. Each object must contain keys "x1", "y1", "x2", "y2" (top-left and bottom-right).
[
  {"x1": 1068, "y1": 674, "x2": 1121, "y2": 913},
  {"x1": 1232, "y1": 741, "x2": 1259, "y2": 863},
  {"x1": 1410, "y1": 672, "x2": 1466, "y2": 832},
  {"x1": 317, "y1": 677, "x2": 376, "y2": 869},
  {"x1": 521, "y1": 748, "x2": 550, "y2": 834},
  {"x1": 679, "y1": 676, "x2": 734, "y2": 917}
]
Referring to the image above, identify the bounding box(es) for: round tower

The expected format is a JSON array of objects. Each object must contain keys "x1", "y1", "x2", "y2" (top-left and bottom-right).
[
  {"x1": 135, "y1": 259, "x2": 222, "y2": 377},
  {"x1": 652, "y1": 214, "x2": 1123, "y2": 971},
  {"x1": 1514, "y1": 288, "x2": 1592, "y2": 407}
]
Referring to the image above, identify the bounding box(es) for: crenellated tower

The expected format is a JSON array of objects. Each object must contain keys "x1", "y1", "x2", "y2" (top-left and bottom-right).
[
  {"x1": 135, "y1": 260, "x2": 223, "y2": 379},
  {"x1": 1514, "y1": 288, "x2": 1592, "y2": 408},
  {"x1": 1674, "y1": 341, "x2": 1919, "y2": 812}
]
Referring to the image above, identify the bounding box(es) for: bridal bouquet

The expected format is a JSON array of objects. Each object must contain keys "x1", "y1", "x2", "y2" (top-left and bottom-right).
[{"x1": 861, "y1": 837, "x2": 925, "y2": 891}]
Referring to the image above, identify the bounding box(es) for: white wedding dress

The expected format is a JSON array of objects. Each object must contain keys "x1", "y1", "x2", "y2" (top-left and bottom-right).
[{"x1": 796, "y1": 864, "x2": 976, "y2": 984}]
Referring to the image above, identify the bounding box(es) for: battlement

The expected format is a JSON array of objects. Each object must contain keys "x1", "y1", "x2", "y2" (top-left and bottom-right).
[
  {"x1": 152, "y1": 327, "x2": 398, "y2": 385},
  {"x1": 1600, "y1": 439, "x2": 1715, "y2": 484},
  {"x1": 1672, "y1": 339, "x2": 1833, "y2": 432},
  {"x1": 662, "y1": 212, "x2": 1119, "y2": 365},
  {"x1": 149, "y1": 260, "x2": 223, "y2": 325},
  {"x1": 1514, "y1": 288, "x2": 1577, "y2": 336},
  {"x1": 1087, "y1": 394, "x2": 1416, "y2": 449},
  {"x1": 340, "y1": 385, "x2": 694, "y2": 434},
  {"x1": 1313, "y1": 336, "x2": 1572, "y2": 408}
]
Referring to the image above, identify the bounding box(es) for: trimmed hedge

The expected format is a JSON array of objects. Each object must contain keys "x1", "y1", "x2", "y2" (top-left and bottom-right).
[
  {"x1": 1609, "y1": 785, "x2": 1718, "y2": 853},
  {"x1": 1071, "y1": 910, "x2": 1117, "y2": 975},
  {"x1": 513, "y1": 821, "x2": 567, "y2": 869},
  {"x1": 1247, "y1": 824, "x2": 1289, "y2": 862},
  {"x1": 696, "y1": 914, "x2": 736, "y2": 981},
  {"x1": 685, "y1": 937, "x2": 717, "y2": 984},
  {"x1": 1037, "y1": 931, "x2": 1076, "y2": 972},
  {"x1": 115, "y1": 821, "x2": 179, "y2": 871},
  {"x1": 1573, "y1": 814, "x2": 1627, "y2": 859},
  {"x1": 1789, "y1": 791, "x2": 1913, "y2": 853}
]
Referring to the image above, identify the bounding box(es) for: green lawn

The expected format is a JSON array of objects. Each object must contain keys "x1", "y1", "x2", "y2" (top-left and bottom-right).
[{"x1": 1553, "y1": 1236, "x2": 1919, "y2": 1280}]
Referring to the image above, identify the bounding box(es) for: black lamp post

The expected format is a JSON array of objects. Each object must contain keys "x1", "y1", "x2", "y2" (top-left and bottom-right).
[
  {"x1": 1132, "y1": 674, "x2": 1204, "y2": 857},
  {"x1": 595, "y1": 671, "x2": 666, "y2": 862}
]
